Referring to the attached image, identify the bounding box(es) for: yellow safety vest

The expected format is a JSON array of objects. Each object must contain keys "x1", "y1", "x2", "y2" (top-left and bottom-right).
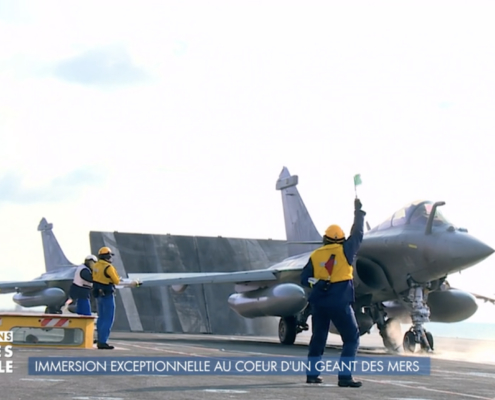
[
  {"x1": 92, "y1": 260, "x2": 120, "y2": 285},
  {"x1": 310, "y1": 243, "x2": 353, "y2": 283}
]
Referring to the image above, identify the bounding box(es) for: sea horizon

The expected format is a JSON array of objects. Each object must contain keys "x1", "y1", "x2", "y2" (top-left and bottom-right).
[{"x1": 400, "y1": 321, "x2": 495, "y2": 341}]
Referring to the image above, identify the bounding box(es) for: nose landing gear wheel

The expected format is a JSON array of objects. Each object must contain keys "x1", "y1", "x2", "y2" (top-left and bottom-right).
[
  {"x1": 403, "y1": 329, "x2": 434, "y2": 353},
  {"x1": 423, "y1": 331, "x2": 434, "y2": 352},
  {"x1": 403, "y1": 330, "x2": 417, "y2": 353},
  {"x1": 279, "y1": 316, "x2": 297, "y2": 345}
]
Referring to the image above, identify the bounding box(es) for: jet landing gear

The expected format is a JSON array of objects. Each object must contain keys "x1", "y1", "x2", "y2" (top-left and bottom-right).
[
  {"x1": 45, "y1": 306, "x2": 63, "y2": 314},
  {"x1": 370, "y1": 304, "x2": 402, "y2": 353},
  {"x1": 278, "y1": 305, "x2": 311, "y2": 345},
  {"x1": 45, "y1": 300, "x2": 67, "y2": 314},
  {"x1": 402, "y1": 277, "x2": 434, "y2": 353},
  {"x1": 403, "y1": 328, "x2": 434, "y2": 353}
]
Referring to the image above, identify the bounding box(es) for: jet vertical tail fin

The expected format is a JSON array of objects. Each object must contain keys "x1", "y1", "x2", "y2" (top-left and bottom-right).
[
  {"x1": 37, "y1": 218, "x2": 75, "y2": 272},
  {"x1": 276, "y1": 167, "x2": 322, "y2": 256}
]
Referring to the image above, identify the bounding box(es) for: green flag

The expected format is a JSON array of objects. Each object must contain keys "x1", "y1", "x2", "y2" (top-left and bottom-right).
[{"x1": 354, "y1": 174, "x2": 362, "y2": 186}]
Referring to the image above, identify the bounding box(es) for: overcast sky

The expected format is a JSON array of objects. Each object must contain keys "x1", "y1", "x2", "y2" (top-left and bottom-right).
[{"x1": 0, "y1": 1, "x2": 494, "y2": 322}]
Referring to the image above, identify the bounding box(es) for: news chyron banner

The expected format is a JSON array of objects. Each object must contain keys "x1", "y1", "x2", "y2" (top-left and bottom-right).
[
  {"x1": 27, "y1": 356, "x2": 431, "y2": 376},
  {"x1": 0, "y1": 331, "x2": 14, "y2": 374}
]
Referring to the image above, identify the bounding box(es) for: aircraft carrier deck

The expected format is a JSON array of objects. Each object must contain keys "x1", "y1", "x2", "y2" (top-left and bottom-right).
[{"x1": 5, "y1": 332, "x2": 495, "y2": 400}]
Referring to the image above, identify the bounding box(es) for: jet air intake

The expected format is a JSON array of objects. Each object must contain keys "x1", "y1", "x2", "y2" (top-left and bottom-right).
[
  {"x1": 354, "y1": 257, "x2": 391, "y2": 291},
  {"x1": 228, "y1": 283, "x2": 307, "y2": 318}
]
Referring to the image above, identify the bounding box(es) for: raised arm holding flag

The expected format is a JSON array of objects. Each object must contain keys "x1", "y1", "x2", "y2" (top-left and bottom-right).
[{"x1": 353, "y1": 174, "x2": 362, "y2": 198}]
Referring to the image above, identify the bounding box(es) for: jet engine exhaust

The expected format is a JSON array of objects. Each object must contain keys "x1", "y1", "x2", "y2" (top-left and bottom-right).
[
  {"x1": 12, "y1": 287, "x2": 66, "y2": 308},
  {"x1": 228, "y1": 283, "x2": 307, "y2": 318}
]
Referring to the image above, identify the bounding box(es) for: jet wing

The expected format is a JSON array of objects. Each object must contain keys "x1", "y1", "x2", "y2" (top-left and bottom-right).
[
  {"x1": 0, "y1": 280, "x2": 48, "y2": 294},
  {"x1": 128, "y1": 251, "x2": 310, "y2": 287},
  {"x1": 470, "y1": 292, "x2": 495, "y2": 304},
  {"x1": 448, "y1": 284, "x2": 495, "y2": 304},
  {"x1": 128, "y1": 269, "x2": 280, "y2": 287}
]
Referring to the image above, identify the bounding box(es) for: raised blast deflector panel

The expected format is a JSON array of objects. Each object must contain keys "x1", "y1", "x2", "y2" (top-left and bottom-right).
[
  {"x1": 13, "y1": 287, "x2": 66, "y2": 308},
  {"x1": 227, "y1": 283, "x2": 307, "y2": 318},
  {"x1": 89, "y1": 231, "x2": 289, "y2": 336}
]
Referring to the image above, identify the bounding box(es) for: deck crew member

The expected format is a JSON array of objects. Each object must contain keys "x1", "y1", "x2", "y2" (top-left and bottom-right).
[
  {"x1": 92, "y1": 246, "x2": 120, "y2": 350},
  {"x1": 69, "y1": 255, "x2": 97, "y2": 316},
  {"x1": 301, "y1": 198, "x2": 366, "y2": 387}
]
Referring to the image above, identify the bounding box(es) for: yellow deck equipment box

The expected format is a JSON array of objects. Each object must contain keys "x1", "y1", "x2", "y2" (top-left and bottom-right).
[{"x1": 0, "y1": 313, "x2": 95, "y2": 349}]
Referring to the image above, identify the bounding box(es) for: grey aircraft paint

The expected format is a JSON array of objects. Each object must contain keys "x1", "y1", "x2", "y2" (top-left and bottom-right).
[
  {"x1": 0, "y1": 218, "x2": 79, "y2": 313},
  {"x1": 124, "y1": 167, "x2": 495, "y2": 353},
  {"x1": 1, "y1": 167, "x2": 494, "y2": 353}
]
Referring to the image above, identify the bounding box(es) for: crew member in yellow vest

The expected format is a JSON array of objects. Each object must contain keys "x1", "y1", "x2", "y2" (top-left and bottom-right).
[
  {"x1": 301, "y1": 197, "x2": 366, "y2": 387},
  {"x1": 92, "y1": 246, "x2": 120, "y2": 350}
]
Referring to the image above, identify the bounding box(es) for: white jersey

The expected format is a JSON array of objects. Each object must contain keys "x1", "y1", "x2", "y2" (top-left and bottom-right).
[{"x1": 73, "y1": 264, "x2": 93, "y2": 288}]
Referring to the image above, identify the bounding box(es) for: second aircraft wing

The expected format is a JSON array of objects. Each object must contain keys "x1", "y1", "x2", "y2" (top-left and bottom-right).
[
  {"x1": 0, "y1": 280, "x2": 48, "y2": 294},
  {"x1": 128, "y1": 269, "x2": 280, "y2": 286},
  {"x1": 128, "y1": 253, "x2": 311, "y2": 287},
  {"x1": 469, "y1": 291, "x2": 495, "y2": 305}
]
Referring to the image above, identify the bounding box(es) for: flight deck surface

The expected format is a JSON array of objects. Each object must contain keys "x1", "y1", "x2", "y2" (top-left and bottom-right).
[{"x1": 5, "y1": 332, "x2": 495, "y2": 400}]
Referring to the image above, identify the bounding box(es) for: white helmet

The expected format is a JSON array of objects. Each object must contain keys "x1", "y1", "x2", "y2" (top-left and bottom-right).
[{"x1": 85, "y1": 255, "x2": 97, "y2": 262}]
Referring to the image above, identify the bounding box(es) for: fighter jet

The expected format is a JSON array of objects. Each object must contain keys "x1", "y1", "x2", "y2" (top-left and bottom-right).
[
  {"x1": 0, "y1": 218, "x2": 134, "y2": 314},
  {"x1": 129, "y1": 167, "x2": 495, "y2": 353}
]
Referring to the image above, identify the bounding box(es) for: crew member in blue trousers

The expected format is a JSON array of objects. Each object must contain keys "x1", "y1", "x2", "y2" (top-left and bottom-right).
[
  {"x1": 92, "y1": 246, "x2": 120, "y2": 350},
  {"x1": 69, "y1": 255, "x2": 97, "y2": 316},
  {"x1": 301, "y1": 197, "x2": 366, "y2": 387}
]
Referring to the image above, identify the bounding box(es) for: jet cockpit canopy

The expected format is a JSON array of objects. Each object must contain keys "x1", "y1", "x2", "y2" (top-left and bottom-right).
[{"x1": 371, "y1": 200, "x2": 452, "y2": 232}]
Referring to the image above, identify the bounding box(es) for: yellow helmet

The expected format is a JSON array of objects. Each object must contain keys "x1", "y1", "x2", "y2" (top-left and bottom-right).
[
  {"x1": 98, "y1": 246, "x2": 114, "y2": 256},
  {"x1": 325, "y1": 225, "x2": 345, "y2": 240}
]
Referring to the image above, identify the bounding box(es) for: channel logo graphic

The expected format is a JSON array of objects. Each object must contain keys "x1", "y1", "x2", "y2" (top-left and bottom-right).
[
  {"x1": 0, "y1": 331, "x2": 13, "y2": 343},
  {"x1": 0, "y1": 331, "x2": 14, "y2": 374}
]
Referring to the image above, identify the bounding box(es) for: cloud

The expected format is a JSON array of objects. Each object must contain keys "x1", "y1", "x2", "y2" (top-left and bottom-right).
[
  {"x1": 0, "y1": 167, "x2": 105, "y2": 205},
  {"x1": 53, "y1": 46, "x2": 149, "y2": 87}
]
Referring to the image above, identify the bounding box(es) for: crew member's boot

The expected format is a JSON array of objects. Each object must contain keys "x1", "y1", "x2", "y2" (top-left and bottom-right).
[
  {"x1": 97, "y1": 343, "x2": 114, "y2": 350},
  {"x1": 338, "y1": 378, "x2": 362, "y2": 388}
]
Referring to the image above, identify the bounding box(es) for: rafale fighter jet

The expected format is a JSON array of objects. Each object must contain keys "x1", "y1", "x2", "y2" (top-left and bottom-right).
[
  {"x1": 0, "y1": 218, "x2": 135, "y2": 314},
  {"x1": 129, "y1": 167, "x2": 495, "y2": 353}
]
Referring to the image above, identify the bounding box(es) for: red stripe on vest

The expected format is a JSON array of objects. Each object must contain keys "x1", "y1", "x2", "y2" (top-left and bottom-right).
[{"x1": 325, "y1": 254, "x2": 336, "y2": 276}]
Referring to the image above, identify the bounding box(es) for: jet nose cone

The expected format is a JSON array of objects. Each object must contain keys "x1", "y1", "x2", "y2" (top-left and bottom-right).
[
  {"x1": 454, "y1": 235, "x2": 494, "y2": 267},
  {"x1": 469, "y1": 238, "x2": 494, "y2": 261}
]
